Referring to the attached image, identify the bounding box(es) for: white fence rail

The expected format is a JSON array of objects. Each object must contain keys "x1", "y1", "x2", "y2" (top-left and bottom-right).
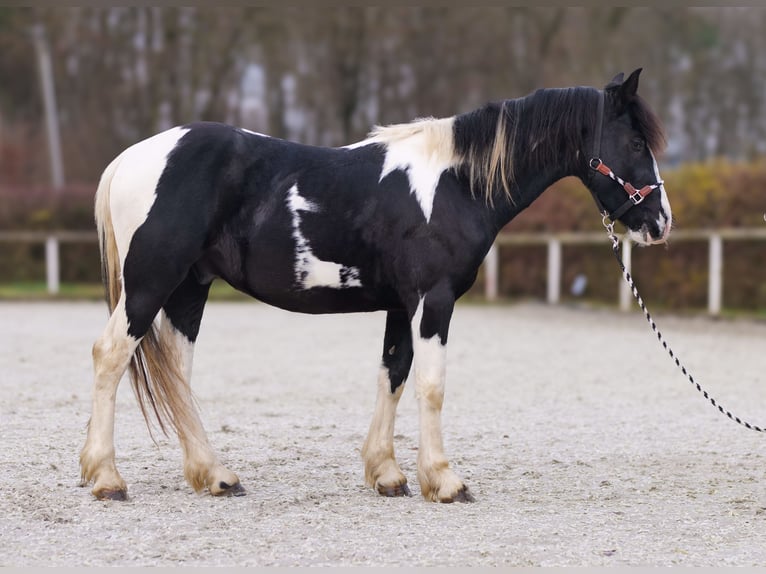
[
  {"x1": 0, "y1": 230, "x2": 96, "y2": 295},
  {"x1": 484, "y1": 228, "x2": 766, "y2": 315},
  {"x1": 2, "y1": 229, "x2": 766, "y2": 315}
]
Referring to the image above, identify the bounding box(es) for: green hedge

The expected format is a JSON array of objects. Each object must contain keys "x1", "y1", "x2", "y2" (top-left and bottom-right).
[
  {"x1": 474, "y1": 158, "x2": 766, "y2": 311},
  {"x1": 2, "y1": 158, "x2": 766, "y2": 310}
]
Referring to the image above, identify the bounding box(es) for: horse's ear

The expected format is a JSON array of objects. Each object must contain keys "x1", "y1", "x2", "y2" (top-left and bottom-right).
[
  {"x1": 605, "y1": 68, "x2": 641, "y2": 113},
  {"x1": 620, "y1": 68, "x2": 641, "y2": 98},
  {"x1": 605, "y1": 72, "x2": 624, "y2": 90}
]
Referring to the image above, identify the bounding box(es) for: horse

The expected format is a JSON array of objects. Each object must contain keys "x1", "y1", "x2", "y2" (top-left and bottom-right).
[{"x1": 80, "y1": 68, "x2": 672, "y2": 503}]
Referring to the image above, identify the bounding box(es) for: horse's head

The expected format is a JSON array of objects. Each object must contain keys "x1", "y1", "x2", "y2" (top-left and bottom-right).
[{"x1": 586, "y1": 68, "x2": 672, "y2": 246}]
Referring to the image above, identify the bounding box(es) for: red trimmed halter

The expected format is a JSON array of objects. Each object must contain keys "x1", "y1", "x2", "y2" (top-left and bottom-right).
[{"x1": 588, "y1": 90, "x2": 664, "y2": 222}]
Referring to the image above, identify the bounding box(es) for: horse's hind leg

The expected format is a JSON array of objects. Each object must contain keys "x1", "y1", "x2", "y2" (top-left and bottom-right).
[
  {"x1": 362, "y1": 310, "x2": 413, "y2": 497},
  {"x1": 80, "y1": 293, "x2": 138, "y2": 500},
  {"x1": 160, "y1": 274, "x2": 244, "y2": 496}
]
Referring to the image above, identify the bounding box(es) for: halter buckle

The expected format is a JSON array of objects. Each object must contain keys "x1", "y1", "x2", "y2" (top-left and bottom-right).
[
  {"x1": 629, "y1": 190, "x2": 646, "y2": 206},
  {"x1": 628, "y1": 182, "x2": 661, "y2": 206}
]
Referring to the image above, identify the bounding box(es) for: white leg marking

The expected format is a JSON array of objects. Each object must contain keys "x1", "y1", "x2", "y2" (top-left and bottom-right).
[
  {"x1": 80, "y1": 293, "x2": 138, "y2": 497},
  {"x1": 410, "y1": 298, "x2": 466, "y2": 501},
  {"x1": 362, "y1": 367, "x2": 408, "y2": 494},
  {"x1": 286, "y1": 184, "x2": 362, "y2": 289},
  {"x1": 109, "y1": 126, "x2": 190, "y2": 270},
  {"x1": 158, "y1": 313, "x2": 240, "y2": 495}
]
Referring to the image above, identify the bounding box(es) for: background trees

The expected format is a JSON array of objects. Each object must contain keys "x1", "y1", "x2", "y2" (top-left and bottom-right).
[
  {"x1": 1, "y1": 7, "x2": 765, "y2": 185},
  {"x1": 1, "y1": 7, "x2": 765, "y2": 310}
]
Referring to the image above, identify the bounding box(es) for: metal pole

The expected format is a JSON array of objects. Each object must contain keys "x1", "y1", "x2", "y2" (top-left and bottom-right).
[
  {"x1": 708, "y1": 233, "x2": 723, "y2": 316},
  {"x1": 547, "y1": 238, "x2": 561, "y2": 304},
  {"x1": 484, "y1": 243, "x2": 498, "y2": 302},
  {"x1": 31, "y1": 22, "x2": 65, "y2": 191},
  {"x1": 46, "y1": 235, "x2": 60, "y2": 295}
]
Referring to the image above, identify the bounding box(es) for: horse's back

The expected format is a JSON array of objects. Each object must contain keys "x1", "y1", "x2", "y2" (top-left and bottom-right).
[
  {"x1": 101, "y1": 121, "x2": 487, "y2": 315},
  {"x1": 104, "y1": 122, "x2": 286, "y2": 265}
]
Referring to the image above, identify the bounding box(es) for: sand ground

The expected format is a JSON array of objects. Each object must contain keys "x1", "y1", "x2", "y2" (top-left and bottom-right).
[{"x1": 1, "y1": 300, "x2": 765, "y2": 566}]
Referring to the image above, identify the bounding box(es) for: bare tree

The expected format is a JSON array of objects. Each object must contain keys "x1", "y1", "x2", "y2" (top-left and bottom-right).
[{"x1": 2, "y1": 6, "x2": 766, "y2": 183}]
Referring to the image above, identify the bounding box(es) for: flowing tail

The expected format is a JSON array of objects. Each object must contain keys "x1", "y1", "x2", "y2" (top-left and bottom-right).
[
  {"x1": 94, "y1": 155, "x2": 191, "y2": 439},
  {"x1": 94, "y1": 156, "x2": 122, "y2": 314}
]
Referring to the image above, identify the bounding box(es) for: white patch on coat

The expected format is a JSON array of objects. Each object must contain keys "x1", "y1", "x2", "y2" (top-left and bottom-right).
[
  {"x1": 238, "y1": 128, "x2": 271, "y2": 138},
  {"x1": 349, "y1": 117, "x2": 460, "y2": 222},
  {"x1": 108, "y1": 126, "x2": 190, "y2": 271},
  {"x1": 286, "y1": 184, "x2": 362, "y2": 290},
  {"x1": 287, "y1": 188, "x2": 319, "y2": 214}
]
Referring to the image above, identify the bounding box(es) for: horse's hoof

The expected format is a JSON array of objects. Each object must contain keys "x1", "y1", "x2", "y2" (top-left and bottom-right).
[
  {"x1": 378, "y1": 482, "x2": 412, "y2": 497},
  {"x1": 96, "y1": 488, "x2": 128, "y2": 501},
  {"x1": 442, "y1": 486, "x2": 474, "y2": 504},
  {"x1": 215, "y1": 481, "x2": 246, "y2": 497}
]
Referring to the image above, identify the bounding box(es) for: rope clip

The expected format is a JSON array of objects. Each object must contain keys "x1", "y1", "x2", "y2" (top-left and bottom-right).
[{"x1": 601, "y1": 212, "x2": 619, "y2": 249}]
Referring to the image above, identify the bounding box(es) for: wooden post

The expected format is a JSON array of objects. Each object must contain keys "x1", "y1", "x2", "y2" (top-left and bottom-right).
[
  {"x1": 547, "y1": 238, "x2": 561, "y2": 304},
  {"x1": 619, "y1": 237, "x2": 632, "y2": 311},
  {"x1": 708, "y1": 233, "x2": 723, "y2": 316},
  {"x1": 484, "y1": 243, "x2": 498, "y2": 301},
  {"x1": 45, "y1": 235, "x2": 60, "y2": 295}
]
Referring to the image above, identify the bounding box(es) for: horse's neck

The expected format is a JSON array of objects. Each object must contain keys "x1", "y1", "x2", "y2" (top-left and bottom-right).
[
  {"x1": 486, "y1": 167, "x2": 571, "y2": 233},
  {"x1": 455, "y1": 96, "x2": 581, "y2": 232},
  {"x1": 478, "y1": 131, "x2": 573, "y2": 232}
]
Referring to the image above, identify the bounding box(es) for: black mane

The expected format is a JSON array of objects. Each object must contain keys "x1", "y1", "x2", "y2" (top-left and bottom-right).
[{"x1": 454, "y1": 86, "x2": 665, "y2": 204}]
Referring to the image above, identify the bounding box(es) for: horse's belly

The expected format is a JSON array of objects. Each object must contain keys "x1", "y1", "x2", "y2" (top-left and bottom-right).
[
  {"x1": 195, "y1": 238, "x2": 398, "y2": 314},
  {"x1": 253, "y1": 286, "x2": 394, "y2": 315}
]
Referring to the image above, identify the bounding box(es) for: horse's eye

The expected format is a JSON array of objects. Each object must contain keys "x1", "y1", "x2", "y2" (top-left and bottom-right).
[{"x1": 631, "y1": 137, "x2": 645, "y2": 152}]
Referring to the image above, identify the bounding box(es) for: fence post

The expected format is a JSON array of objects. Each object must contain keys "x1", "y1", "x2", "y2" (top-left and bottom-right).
[
  {"x1": 45, "y1": 235, "x2": 60, "y2": 295},
  {"x1": 547, "y1": 238, "x2": 561, "y2": 304},
  {"x1": 619, "y1": 237, "x2": 632, "y2": 311},
  {"x1": 484, "y1": 242, "x2": 498, "y2": 301},
  {"x1": 708, "y1": 233, "x2": 723, "y2": 316}
]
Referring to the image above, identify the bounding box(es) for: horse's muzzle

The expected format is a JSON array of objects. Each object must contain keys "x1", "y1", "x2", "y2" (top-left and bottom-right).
[{"x1": 629, "y1": 221, "x2": 671, "y2": 246}]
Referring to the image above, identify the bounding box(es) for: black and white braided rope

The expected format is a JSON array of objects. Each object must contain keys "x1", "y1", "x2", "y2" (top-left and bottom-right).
[{"x1": 605, "y1": 223, "x2": 765, "y2": 434}]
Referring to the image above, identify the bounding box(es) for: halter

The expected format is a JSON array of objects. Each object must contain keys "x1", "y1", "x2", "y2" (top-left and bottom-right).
[{"x1": 588, "y1": 90, "x2": 664, "y2": 222}]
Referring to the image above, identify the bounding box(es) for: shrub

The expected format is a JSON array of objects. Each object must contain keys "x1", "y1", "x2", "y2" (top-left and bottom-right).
[{"x1": 1, "y1": 158, "x2": 765, "y2": 311}]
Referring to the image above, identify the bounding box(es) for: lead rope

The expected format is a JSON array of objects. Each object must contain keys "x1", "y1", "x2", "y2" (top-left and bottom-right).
[{"x1": 602, "y1": 214, "x2": 765, "y2": 433}]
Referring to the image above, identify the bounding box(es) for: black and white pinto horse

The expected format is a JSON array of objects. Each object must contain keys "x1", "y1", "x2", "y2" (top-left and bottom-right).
[{"x1": 80, "y1": 69, "x2": 671, "y2": 502}]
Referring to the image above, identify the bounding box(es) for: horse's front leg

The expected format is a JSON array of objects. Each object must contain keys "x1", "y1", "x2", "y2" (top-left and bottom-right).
[
  {"x1": 362, "y1": 310, "x2": 413, "y2": 497},
  {"x1": 411, "y1": 285, "x2": 474, "y2": 503}
]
